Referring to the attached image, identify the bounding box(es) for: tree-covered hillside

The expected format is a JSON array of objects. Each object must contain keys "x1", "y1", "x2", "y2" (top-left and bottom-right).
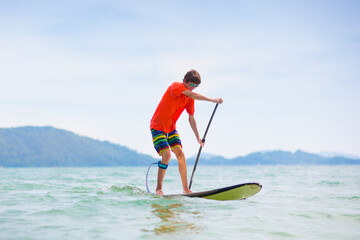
[
  {"x1": 0, "y1": 126, "x2": 155, "y2": 167},
  {"x1": 1, "y1": 126, "x2": 359, "y2": 167}
]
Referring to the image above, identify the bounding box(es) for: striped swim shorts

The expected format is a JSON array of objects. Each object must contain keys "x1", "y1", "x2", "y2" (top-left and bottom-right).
[{"x1": 151, "y1": 129, "x2": 182, "y2": 156}]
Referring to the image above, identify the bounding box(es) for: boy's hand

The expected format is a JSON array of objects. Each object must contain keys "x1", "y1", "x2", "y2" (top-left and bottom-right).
[
  {"x1": 214, "y1": 98, "x2": 223, "y2": 104},
  {"x1": 198, "y1": 138, "x2": 205, "y2": 147}
]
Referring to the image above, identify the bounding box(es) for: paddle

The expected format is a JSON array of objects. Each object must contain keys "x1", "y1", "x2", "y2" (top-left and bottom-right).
[{"x1": 188, "y1": 103, "x2": 219, "y2": 189}]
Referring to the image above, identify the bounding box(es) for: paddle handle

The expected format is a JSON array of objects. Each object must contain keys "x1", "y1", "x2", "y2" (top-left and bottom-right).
[{"x1": 189, "y1": 103, "x2": 219, "y2": 189}]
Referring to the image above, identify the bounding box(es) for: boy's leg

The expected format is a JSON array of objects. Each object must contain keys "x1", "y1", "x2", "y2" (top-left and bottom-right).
[
  {"x1": 173, "y1": 147, "x2": 192, "y2": 194},
  {"x1": 151, "y1": 129, "x2": 172, "y2": 195},
  {"x1": 156, "y1": 149, "x2": 171, "y2": 195}
]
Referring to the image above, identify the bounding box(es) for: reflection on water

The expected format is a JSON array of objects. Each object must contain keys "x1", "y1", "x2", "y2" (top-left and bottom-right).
[{"x1": 143, "y1": 201, "x2": 201, "y2": 235}]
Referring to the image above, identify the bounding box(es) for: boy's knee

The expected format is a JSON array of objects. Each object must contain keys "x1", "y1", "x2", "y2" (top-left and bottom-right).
[
  {"x1": 174, "y1": 148, "x2": 185, "y2": 160},
  {"x1": 161, "y1": 149, "x2": 171, "y2": 163}
]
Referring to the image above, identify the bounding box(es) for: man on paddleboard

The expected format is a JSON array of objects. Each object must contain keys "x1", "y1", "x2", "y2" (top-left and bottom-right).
[{"x1": 150, "y1": 70, "x2": 223, "y2": 195}]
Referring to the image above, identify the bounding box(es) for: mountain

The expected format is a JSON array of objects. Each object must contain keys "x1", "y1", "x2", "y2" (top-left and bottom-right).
[
  {"x1": 318, "y1": 151, "x2": 360, "y2": 159},
  {"x1": 187, "y1": 153, "x2": 228, "y2": 165},
  {"x1": 0, "y1": 126, "x2": 155, "y2": 167},
  {"x1": 1, "y1": 126, "x2": 359, "y2": 167},
  {"x1": 189, "y1": 150, "x2": 360, "y2": 165}
]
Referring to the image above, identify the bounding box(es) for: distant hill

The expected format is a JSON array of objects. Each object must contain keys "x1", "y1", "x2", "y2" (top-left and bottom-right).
[
  {"x1": 0, "y1": 126, "x2": 155, "y2": 167},
  {"x1": 188, "y1": 150, "x2": 360, "y2": 165},
  {"x1": 318, "y1": 151, "x2": 360, "y2": 159},
  {"x1": 1, "y1": 126, "x2": 359, "y2": 167}
]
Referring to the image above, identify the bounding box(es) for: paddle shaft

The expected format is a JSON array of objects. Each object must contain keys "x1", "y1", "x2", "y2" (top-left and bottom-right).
[{"x1": 189, "y1": 103, "x2": 219, "y2": 189}]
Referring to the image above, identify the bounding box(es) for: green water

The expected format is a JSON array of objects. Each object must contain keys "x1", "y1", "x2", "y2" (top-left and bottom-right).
[{"x1": 1, "y1": 165, "x2": 359, "y2": 239}]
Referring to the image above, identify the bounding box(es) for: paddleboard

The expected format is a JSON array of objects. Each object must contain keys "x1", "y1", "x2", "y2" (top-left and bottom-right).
[{"x1": 164, "y1": 182, "x2": 262, "y2": 201}]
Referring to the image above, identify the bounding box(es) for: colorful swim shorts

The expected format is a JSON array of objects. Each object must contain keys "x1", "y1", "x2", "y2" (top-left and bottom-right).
[{"x1": 151, "y1": 129, "x2": 182, "y2": 156}]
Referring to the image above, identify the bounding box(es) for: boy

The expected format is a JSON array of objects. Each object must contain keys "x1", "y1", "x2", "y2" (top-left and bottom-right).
[{"x1": 150, "y1": 70, "x2": 223, "y2": 195}]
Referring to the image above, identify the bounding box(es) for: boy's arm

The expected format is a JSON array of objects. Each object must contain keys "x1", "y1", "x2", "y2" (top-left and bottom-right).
[
  {"x1": 182, "y1": 90, "x2": 223, "y2": 104},
  {"x1": 188, "y1": 115, "x2": 205, "y2": 147}
]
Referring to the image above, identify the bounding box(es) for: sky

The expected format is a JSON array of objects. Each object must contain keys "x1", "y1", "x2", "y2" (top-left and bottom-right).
[{"x1": 1, "y1": 0, "x2": 359, "y2": 159}]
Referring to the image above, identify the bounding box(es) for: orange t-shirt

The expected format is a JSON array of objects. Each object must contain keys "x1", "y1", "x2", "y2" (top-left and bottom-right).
[{"x1": 150, "y1": 82, "x2": 195, "y2": 133}]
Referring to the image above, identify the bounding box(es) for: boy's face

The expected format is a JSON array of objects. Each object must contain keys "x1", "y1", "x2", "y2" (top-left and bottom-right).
[{"x1": 183, "y1": 80, "x2": 199, "y2": 91}]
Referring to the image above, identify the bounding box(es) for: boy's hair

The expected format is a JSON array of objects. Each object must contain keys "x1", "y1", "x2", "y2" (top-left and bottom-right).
[{"x1": 184, "y1": 70, "x2": 201, "y2": 84}]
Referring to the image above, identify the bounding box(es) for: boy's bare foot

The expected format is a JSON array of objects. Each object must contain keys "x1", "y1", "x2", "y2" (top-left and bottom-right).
[
  {"x1": 155, "y1": 189, "x2": 164, "y2": 195},
  {"x1": 183, "y1": 189, "x2": 192, "y2": 194}
]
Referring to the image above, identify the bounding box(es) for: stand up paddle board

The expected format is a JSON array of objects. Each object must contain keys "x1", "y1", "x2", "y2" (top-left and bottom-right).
[{"x1": 164, "y1": 182, "x2": 262, "y2": 201}]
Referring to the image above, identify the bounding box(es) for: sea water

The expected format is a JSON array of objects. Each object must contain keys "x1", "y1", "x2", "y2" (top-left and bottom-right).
[{"x1": 0, "y1": 165, "x2": 359, "y2": 240}]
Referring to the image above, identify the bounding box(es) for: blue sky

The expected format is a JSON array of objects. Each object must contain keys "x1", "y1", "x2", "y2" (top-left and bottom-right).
[{"x1": 1, "y1": 0, "x2": 359, "y2": 158}]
